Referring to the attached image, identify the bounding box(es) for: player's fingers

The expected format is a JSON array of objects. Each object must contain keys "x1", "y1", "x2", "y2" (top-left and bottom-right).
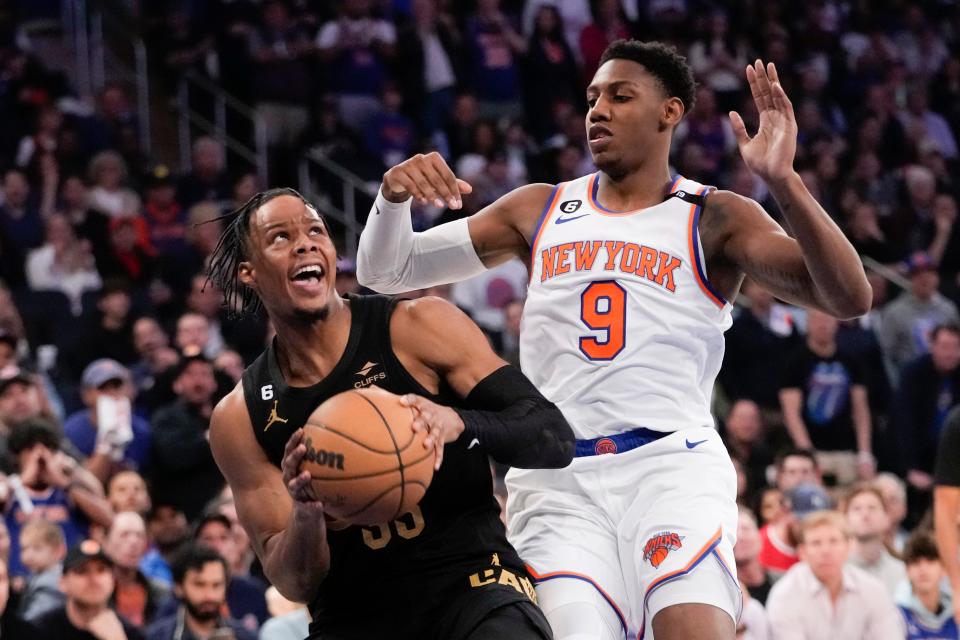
[
  {"x1": 729, "y1": 111, "x2": 750, "y2": 146},
  {"x1": 393, "y1": 168, "x2": 434, "y2": 205},
  {"x1": 410, "y1": 154, "x2": 450, "y2": 208},
  {"x1": 425, "y1": 152, "x2": 462, "y2": 208},
  {"x1": 282, "y1": 429, "x2": 304, "y2": 457},
  {"x1": 287, "y1": 470, "x2": 311, "y2": 496},
  {"x1": 420, "y1": 161, "x2": 457, "y2": 209},
  {"x1": 456, "y1": 178, "x2": 473, "y2": 194},
  {"x1": 434, "y1": 439, "x2": 444, "y2": 470},
  {"x1": 754, "y1": 60, "x2": 774, "y2": 111},
  {"x1": 746, "y1": 61, "x2": 772, "y2": 112},
  {"x1": 421, "y1": 411, "x2": 437, "y2": 448},
  {"x1": 767, "y1": 61, "x2": 780, "y2": 85},
  {"x1": 400, "y1": 393, "x2": 425, "y2": 409},
  {"x1": 771, "y1": 80, "x2": 795, "y2": 120}
]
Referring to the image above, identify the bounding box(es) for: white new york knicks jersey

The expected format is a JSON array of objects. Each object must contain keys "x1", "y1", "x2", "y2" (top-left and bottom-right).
[{"x1": 519, "y1": 173, "x2": 733, "y2": 439}]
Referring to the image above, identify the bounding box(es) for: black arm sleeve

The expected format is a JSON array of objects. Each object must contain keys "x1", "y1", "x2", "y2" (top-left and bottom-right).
[{"x1": 454, "y1": 365, "x2": 575, "y2": 469}]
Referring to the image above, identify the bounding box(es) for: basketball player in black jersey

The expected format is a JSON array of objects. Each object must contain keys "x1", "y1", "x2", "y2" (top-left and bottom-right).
[{"x1": 205, "y1": 188, "x2": 574, "y2": 639}]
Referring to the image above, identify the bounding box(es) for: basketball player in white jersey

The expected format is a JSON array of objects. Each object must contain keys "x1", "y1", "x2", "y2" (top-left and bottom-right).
[{"x1": 356, "y1": 40, "x2": 871, "y2": 640}]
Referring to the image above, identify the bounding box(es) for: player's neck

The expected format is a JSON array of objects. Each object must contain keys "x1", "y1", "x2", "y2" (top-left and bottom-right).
[
  {"x1": 596, "y1": 163, "x2": 674, "y2": 211},
  {"x1": 273, "y1": 298, "x2": 353, "y2": 387}
]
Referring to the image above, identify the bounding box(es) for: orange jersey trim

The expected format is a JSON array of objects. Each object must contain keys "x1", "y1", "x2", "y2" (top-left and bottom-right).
[
  {"x1": 637, "y1": 526, "x2": 725, "y2": 640},
  {"x1": 529, "y1": 184, "x2": 565, "y2": 283},
  {"x1": 526, "y1": 564, "x2": 629, "y2": 636},
  {"x1": 686, "y1": 186, "x2": 726, "y2": 309}
]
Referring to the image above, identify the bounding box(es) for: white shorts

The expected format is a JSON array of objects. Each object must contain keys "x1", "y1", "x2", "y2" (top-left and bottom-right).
[{"x1": 506, "y1": 426, "x2": 742, "y2": 639}]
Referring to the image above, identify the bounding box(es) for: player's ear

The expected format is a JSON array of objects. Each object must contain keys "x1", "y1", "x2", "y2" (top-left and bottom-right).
[
  {"x1": 661, "y1": 97, "x2": 684, "y2": 128},
  {"x1": 238, "y1": 261, "x2": 254, "y2": 287}
]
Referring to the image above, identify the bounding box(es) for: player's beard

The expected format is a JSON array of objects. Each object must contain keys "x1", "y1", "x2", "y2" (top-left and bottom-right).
[{"x1": 184, "y1": 598, "x2": 221, "y2": 623}]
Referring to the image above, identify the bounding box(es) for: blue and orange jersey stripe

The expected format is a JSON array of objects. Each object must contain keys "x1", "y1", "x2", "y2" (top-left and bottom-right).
[
  {"x1": 587, "y1": 173, "x2": 684, "y2": 216},
  {"x1": 686, "y1": 185, "x2": 728, "y2": 309},
  {"x1": 529, "y1": 183, "x2": 564, "y2": 282},
  {"x1": 526, "y1": 565, "x2": 629, "y2": 638},
  {"x1": 637, "y1": 527, "x2": 725, "y2": 640}
]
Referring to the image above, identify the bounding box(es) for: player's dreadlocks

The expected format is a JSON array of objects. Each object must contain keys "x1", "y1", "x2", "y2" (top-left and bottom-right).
[{"x1": 206, "y1": 186, "x2": 321, "y2": 316}]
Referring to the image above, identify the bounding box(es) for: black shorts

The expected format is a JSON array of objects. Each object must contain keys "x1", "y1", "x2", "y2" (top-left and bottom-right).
[
  {"x1": 462, "y1": 601, "x2": 553, "y2": 640},
  {"x1": 309, "y1": 576, "x2": 552, "y2": 640}
]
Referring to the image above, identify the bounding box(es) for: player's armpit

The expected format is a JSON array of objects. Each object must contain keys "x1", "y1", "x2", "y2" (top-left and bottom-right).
[
  {"x1": 467, "y1": 182, "x2": 556, "y2": 266},
  {"x1": 209, "y1": 386, "x2": 329, "y2": 601}
]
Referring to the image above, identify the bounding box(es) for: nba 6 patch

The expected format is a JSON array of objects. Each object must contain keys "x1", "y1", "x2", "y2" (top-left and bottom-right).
[{"x1": 643, "y1": 531, "x2": 684, "y2": 568}]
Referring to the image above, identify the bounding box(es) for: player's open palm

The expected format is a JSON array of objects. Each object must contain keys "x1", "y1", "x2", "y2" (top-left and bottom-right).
[{"x1": 729, "y1": 60, "x2": 797, "y2": 185}]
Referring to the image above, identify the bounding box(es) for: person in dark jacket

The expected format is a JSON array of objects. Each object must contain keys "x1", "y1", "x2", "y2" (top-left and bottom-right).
[
  {"x1": 890, "y1": 323, "x2": 960, "y2": 524},
  {"x1": 146, "y1": 544, "x2": 254, "y2": 640}
]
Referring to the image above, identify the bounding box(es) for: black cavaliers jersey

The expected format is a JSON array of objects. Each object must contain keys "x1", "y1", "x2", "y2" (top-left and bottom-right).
[{"x1": 240, "y1": 294, "x2": 535, "y2": 639}]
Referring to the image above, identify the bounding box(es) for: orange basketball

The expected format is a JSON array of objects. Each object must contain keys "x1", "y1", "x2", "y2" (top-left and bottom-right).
[
  {"x1": 650, "y1": 547, "x2": 668, "y2": 568},
  {"x1": 299, "y1": 386, "x2": 435, "y2": 526}
]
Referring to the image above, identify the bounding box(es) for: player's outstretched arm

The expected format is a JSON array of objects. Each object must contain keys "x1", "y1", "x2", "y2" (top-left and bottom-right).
[
  {"x1": 356, "y1": 151, "x2": 552, "y2": 293},
  {"x1": 209, "y1": 387, "x2": 330, "y2": 603},
  {"x1": 724, "y1": 60, "x2": 871, "y2": 318},
  {"x1": 392, "y1": 296, "x2": 575, "y2": 470}
]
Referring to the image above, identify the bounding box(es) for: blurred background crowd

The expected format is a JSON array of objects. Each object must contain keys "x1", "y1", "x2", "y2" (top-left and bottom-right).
[{"x1": 0, "y1": 0, "x2": 959, "y2": 638}]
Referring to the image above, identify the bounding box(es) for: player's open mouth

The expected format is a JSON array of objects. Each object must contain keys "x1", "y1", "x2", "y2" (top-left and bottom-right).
[{"x1": 290, "y1": 263, "x2": 326, "y2": 288}]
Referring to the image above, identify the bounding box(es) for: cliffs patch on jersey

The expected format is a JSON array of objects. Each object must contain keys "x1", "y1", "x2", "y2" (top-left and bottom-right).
[{"x1": 539, "y1": 240, "x2": 682, "y2": 293}]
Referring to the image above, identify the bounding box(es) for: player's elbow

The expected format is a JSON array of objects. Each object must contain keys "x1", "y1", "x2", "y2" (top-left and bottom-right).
[
  {"x1": 536, "y1": 410, "x2": 576, "y2": 469},
  {"x1": 355, "y1": 255, "x2": 406, "y2": 294},
  {"x1": 834, "y1": 284, "x2": 873, "y2": 320},
  {"x1": 355, "y1": 263, "x2": 395, "y2": 293},
  {"x1": 822, "y1": 279, "x2": 872, "y2": 320},
  {"x1": 266, "y1": 561, "x2": 327, "y2": 604}
]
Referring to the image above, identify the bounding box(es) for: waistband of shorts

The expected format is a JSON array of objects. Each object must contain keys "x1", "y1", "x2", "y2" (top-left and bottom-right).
[{"x1": 574, "y1": 426, "x2": 670, "y2": 457}]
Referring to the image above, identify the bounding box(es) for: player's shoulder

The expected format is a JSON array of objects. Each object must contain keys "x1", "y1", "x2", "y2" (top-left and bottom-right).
[
  {"x1": 210, "y1": 382, "x2": 252, "y2": 435},
  {"x1": 393, "y1": 295, "x2": 468, "y2": 330},
  {"x1": 702, "y1": 189, "x2": 773, "y2": 232},
  {"x1": 391, "y1": 296, "x2": 486, "y2": 354},
  {"x1": 495, "y1": 182, "x2": 557, "y2": 213}
]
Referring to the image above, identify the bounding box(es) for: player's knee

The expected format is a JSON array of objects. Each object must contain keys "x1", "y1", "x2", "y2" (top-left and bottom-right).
[{"x1": 537, "y1": 580, "x2": 624, "y2": 640}]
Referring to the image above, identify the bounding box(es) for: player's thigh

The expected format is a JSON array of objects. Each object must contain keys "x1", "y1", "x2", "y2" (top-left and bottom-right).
[
  {"x1": 464, "y1": 601, "x2": 554, "y2": 640},
  {"x1": 651, "y1": 600, "x2": 736, "y2": 640},
  {"x1": 647, "y1": 562, "x2": 739, "y2": 640},
  {"x1": 618, "y1": 429, "x2": 741, "y2": 636},
  {"x1": 536, "y1": 577, "x2": 626, "y2": 640},
  {"x1": 507, "y1": 468, "x2": 630, "y2": 639}
]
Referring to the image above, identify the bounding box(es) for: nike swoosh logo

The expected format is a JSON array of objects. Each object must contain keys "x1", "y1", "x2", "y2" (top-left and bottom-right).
[
  {"x1": 468, "y1": 438, "x2": 480, "y2": 450},
  {"x1": 685, "y1": 438, "x2": 708, "y2": 449},
  {"x1": 555, "y1": 214, "x2": 589, "y2": 224},
  {"x1": 375, "y1": 205, "x2": 381, "y2": 215}
]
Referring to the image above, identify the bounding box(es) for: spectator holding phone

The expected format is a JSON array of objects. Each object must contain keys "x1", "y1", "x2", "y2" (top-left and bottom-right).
[{"x1": 63, "y1": 359, "x2": 151, "y2": 484}]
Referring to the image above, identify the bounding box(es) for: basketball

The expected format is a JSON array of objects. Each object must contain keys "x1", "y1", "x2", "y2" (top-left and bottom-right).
[{"x1": 299, "y1": 386, "x2": 435, "y2": 526}]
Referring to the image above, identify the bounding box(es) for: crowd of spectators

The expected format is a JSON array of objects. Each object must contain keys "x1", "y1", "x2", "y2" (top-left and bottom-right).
[{"x1": 0, "y1": 0, "x2": 958, "y2": 638}]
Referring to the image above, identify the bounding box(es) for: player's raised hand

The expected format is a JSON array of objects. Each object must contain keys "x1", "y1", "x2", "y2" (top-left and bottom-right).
[
  {"x1": 382, "y1": 152, "x2": 473, "y2": 210},
  {"x1": 729, "y1": 60, "x2": 798, "y2": 185},
  {"x1": 401, "y1": 394, "x2": 463, "y2": 470},
  {"x1": 281, "y1": 429, "x2": 324, "y2": 511}
]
